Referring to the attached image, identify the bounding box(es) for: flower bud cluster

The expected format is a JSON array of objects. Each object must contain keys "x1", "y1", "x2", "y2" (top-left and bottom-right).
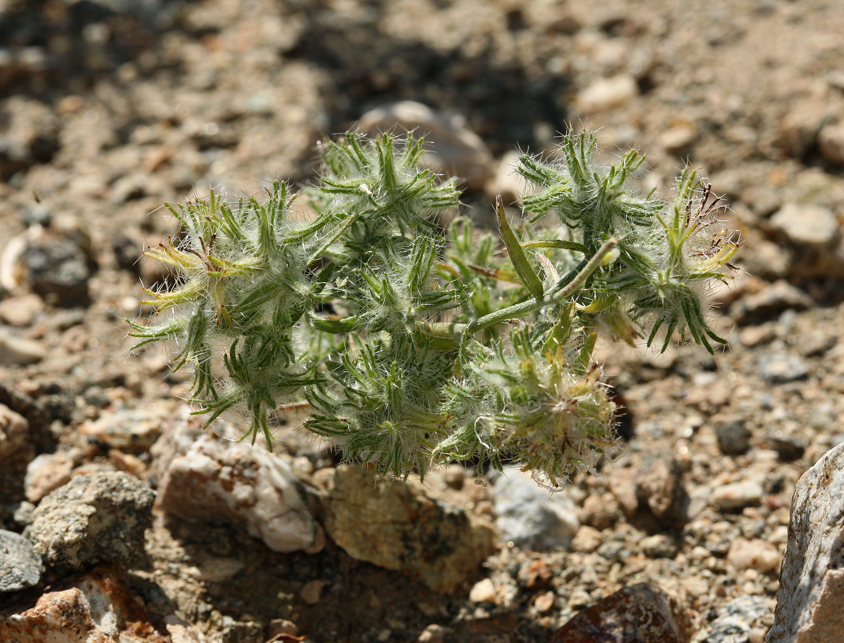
[{"x1": 132, "y1": 131, "x2": 737, "y2": 485}]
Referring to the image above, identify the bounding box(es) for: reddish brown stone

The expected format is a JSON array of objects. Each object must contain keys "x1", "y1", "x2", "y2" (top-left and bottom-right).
[
  {"x1": 519, "y1": 559, "x2": 553, "y2": 589},
  {"x1": 549, "y1": 583, "x2": 692, "y2": 643},
  {"x1": 0, "y1": 565, "x2": 168, "y2": 643}
]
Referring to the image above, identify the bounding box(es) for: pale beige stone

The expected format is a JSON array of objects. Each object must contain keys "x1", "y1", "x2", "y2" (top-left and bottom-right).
[
  {"x1": 576, "y1": 75, "x2": 638, "y2": 113},
  {"x1": 469, "y1": 578, "x2": 497, "y2": 603}
]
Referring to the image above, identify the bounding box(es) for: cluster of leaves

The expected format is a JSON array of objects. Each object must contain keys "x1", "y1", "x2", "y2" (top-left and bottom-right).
[{"x1": 131, "y1": 131, "x2": 737, "y2": 487}]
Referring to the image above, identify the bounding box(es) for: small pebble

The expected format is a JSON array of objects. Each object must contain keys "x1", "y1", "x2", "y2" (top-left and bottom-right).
[
  {"x1": 659, "y1": 125, "x2": 696, "y2": 153},
  {"x1": 708, "y1": 596, "x2": 773, "y2": 643},
  {"x1": 732, "y1": 281, "x2": 813, "y2": 325},
  {"x1": 488, "y1": 150, "x2": 526, "y2": 203},
  {"x1": 518, "y1": 559, "x2": 553, "y2": 589},
  {"x1": 357, "y1": 101, "x2": 494, "y2": 191},
  {"x1": 79, "y1": 408, "x2": 163, "y2": 450},
  {"x1": 577, "y1": 74, "x2": 638, "y2": 113},
  {"x1": 579, "y1": 492, "x2": 619, "y2": 530},
  {"x1": 0, "y1": 330, "x2": 45, "y2": 365},
  {"x1": 267, "y1": 619, "x2": 299, "y2": 638},
  {"x1": 679, "y1": 575, "x2": 709, "y2": 598},
  {"x1": 715, "y1": 417, "x2": 751, "y2": 456},
  {"x1": 571, "y1": 525, "x2": 603, "y2": 553},
  {"x1": 640, "y1": 534, "x2": 678, "y2": 558},
  {"x1": 469, "y1": 578, "x2": 497, "y2": 603},
  {"x1": 766, "y1": 433, "x2": 805, "y2": 462},
  {"x1": 493, "y1": 467, "x2": 580, "y2": 551},
  {"x1": 0, "y1": 294, "x2": 43, "y2": 326},
  {"x1": 188, "y1": 557, "x2": 245, "y2": 583},
  {"x1": 771, "y1": 204, "x2": 839, "y2": 247},
  {"x1": 417, "y1": 624, "x2": 450, "y2": 643},
  {"x1": 712, "y1": 481, "x2": 764, "y2": 511},
  {"x1": 24, "y1": 451, "x2": 74, "y2": 503},
  {"x1": 739, "y1": 325, "x2": 775, "y2": 348},
  {"x1": 749, "y1": 629, "x2": 768, "y2": 643},
  {"x1": 727, "y1": 538, "x2": 782, "y2": 573},
  {"x1": 0, "y1": 403, "x2": 30, "y2": 461},
  {"x1": 300, "y1": 579, "x2": 326, "y2": 605},
  {"x1": 757, "y1": 352, "x2": 809, "y2": 384},
  {"x1": 534, "y1": 590, "x2": 556, "y2": 614},
  {"x1": 818, "y1": 123, "x2": 844, "y2": 165}
]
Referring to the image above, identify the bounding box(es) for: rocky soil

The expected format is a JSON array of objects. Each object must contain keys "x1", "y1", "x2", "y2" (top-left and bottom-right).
[{"x1": 1, "y1": 0, "x2": 844, "y2": 641}]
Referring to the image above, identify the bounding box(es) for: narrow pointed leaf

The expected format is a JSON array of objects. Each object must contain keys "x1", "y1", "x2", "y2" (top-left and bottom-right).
[{"x1": 495, "y1": 197, "x2": 544, "y2": 300}]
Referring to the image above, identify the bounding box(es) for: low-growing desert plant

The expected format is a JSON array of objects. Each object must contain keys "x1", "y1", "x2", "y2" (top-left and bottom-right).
[{"x1": 130, "y1": 130, "x2": 737, "y2": 487}]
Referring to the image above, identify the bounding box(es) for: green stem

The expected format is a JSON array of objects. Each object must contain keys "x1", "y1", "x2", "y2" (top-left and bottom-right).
[{"x1": 465, "y1": 237, "x2": 618, "y2": 334}]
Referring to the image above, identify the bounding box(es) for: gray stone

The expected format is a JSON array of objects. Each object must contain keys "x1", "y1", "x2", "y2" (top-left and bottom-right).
[
  {"x1": 707, "y1": 596, "x2": 773, "y2": 643},
  {"x1": 715, "y1": 417, "x2": 751, "y2": 456},
  {"x1": 757, "y1": 352, "x2": 809, "y2": 384},
  {"x1": 771, "y1": 203, "x2": 839, "y2": 248},
  {"x1": 19, "y1": 204, "x2": 52, "y2": 228},
  {"x1": 0, "y1": 529, "x2": 42, "y2": 593},
  {"x1": 152, "y1": 415, "x2": 318, "y2": 554},
  {"x1": 319, "y1": 465, "x2": 497, "y2": 593},
  {"x1": 357, "y1": 101, "x2": 494, "y2": 192},
  {"x1": 12, "y1": 501, "x2": 35, "y2": 527},
  {"x1": 22, "y1": 233, "x2": 93, "y2": 307},
  {"x1": 28, "y1": 471, "x2": 155, "y2": 572},
  {"x1": 493, "y1": 466, "x2": 580, "y2": 551},
  {"x1": 768, "y1": 441, "x2": 844, "y2": 642}
]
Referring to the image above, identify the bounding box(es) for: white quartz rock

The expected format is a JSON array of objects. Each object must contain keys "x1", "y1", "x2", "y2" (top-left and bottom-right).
[
  {"x1": 767, "y1": 442, "x2": 844, "y2": 642},
  {"x1": 153, "y1": 414, "x2": 317, "y2": 553}
]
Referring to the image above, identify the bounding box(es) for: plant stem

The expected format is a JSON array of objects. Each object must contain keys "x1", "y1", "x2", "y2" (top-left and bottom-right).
[{"x1": 466, "y1": 237, "x2": 618, "y2": 334}]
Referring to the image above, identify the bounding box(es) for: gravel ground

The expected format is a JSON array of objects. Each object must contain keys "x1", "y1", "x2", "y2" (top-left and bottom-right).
[{"x1": 1, "y1": 0, "x2": 844, "y2": 641}]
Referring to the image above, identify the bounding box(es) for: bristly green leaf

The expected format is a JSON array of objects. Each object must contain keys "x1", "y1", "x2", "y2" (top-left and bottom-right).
[{"x1": 495, "y1": 196, "x2": 544, "y2": 301}]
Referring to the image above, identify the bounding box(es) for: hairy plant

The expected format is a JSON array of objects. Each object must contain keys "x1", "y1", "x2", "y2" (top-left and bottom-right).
[{"x1": 131, "y1": 131, "x2": 737, "y2": 487}]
